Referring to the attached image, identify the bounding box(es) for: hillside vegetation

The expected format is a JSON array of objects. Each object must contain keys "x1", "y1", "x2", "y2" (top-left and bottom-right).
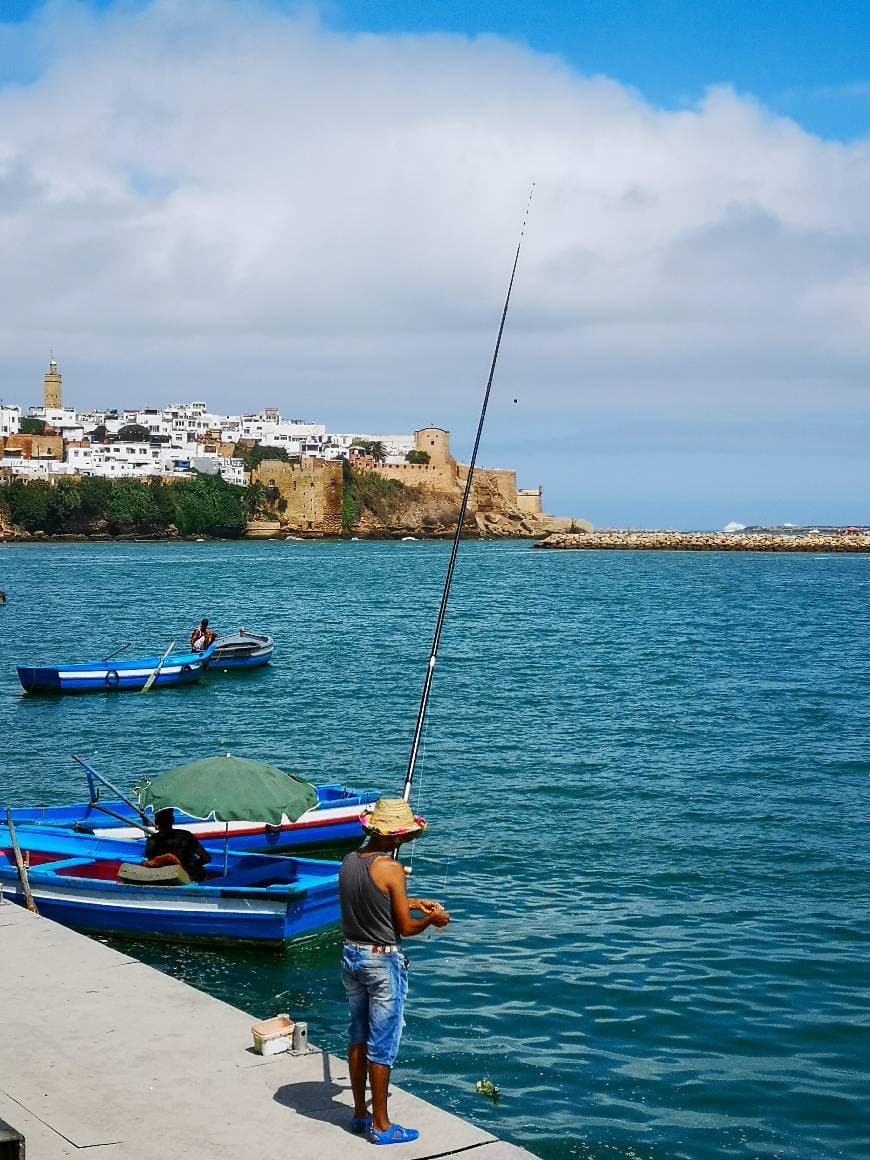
[{"x1": 1, "y1": 475, "x2": 247, "y2": 537}]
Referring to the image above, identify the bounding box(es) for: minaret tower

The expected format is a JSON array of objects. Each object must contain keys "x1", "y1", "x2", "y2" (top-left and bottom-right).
[{"x1": 43, "y1": 354, "x2": 62, "y2": 409}]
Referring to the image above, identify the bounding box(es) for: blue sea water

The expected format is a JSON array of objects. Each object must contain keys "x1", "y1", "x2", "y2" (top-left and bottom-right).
[{"x1": 0, "y1": 540, "x2": 868, "y2": 1160}]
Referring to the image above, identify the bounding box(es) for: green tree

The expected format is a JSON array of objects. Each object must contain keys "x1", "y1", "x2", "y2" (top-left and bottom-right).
[
  {"x1": 116, "y1": 424, "x2": 151, "y2": 443},
  {"x1": 351, "y1": 439, "x2": 387, "y2": 464},
  {"x1": 46, "y1": 478, "x2": 82, "y2": 533},
  {"x1": 341, "y1": 492, "x2": 359, "y2": 531},
  {"x1": 78, "y1": 476, "x2": 113, "y2": 524},
  {"x1": 405, "y1": 450, "x2": 430, "y2": 464},
  {"x1": 235, "y1": 443, "x2": 292, "y2": 472},
  {"x1": 169, "y1": 474, "x2": 246, "y2": 536},
  {"x1": 108, "y1": 478, "x2": 161, "y2": 534},
  {"x1": 2, "y1": 474, "x2": 248, "y2": 537},
  {"x1": 6, "y1": 479, "x2": 52, "y2": 530},
  {"x1": 246, "y1": 480, "x2": 266, "y2": 517},
  {"x1": 148, "y1": 479, "x2": 174, "y2": 528},
  {"x1": 19, "y1": 417, "x2": 46, "y2": 435}
]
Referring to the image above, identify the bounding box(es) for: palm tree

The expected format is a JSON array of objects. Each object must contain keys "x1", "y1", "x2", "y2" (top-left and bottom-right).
[
  {"x1": 350, "y1": 439, "x2": 387, "y2": 465},
  {"x1": 246, "y1": 480, "x2": 266, "y2": 518}
]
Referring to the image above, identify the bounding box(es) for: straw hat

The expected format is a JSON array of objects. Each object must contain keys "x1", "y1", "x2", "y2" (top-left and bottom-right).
[{"x1": 360, "y1": 798, "x2": 427, "y2": 837}]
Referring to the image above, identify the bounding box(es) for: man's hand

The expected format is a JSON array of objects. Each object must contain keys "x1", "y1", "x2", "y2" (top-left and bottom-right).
[
  {"x1": 410, "y1": 898, "x2": 450, "y2": 928},
  {"x1": 409, "y1": 898, "x2": 442, "y2": 913},
  {"x1": 428, "y1": 905, "x2": 450, "y2": 929}
]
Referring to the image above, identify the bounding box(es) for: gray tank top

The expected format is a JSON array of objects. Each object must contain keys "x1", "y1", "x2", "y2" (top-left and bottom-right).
[{"x1": 339, "y1": 852, "x2": 400, "y2": 945}]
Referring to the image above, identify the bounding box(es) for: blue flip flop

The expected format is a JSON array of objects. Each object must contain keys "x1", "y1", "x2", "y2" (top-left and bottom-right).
[
  {"x1": 350, "y1": 1114, "x2": 373, "y2": 1134},
  {"x1": 369, "y1": 1123, "x2": 419, "y2": 1145}
]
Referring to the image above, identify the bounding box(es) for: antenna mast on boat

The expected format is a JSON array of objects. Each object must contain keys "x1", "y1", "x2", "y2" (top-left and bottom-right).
[{"x1": 401, "y1": 186, "x2": 534, "y2": 806}]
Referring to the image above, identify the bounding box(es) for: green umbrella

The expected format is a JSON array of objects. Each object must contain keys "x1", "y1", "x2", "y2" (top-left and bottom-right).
[{"x1": 138, "y1": 754, "x2": 318, "y2": 824}]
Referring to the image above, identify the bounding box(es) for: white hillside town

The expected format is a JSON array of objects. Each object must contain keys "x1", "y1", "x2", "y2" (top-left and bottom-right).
[{"x1": 0, "y1": 358, "x2": 415, "y2": 485}]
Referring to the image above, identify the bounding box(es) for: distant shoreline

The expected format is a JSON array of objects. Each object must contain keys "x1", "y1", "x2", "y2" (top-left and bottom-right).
[
  {"x1": 0, "y1": 530, "x2": 514, "y2": 544},
  {"x1": 536, "y1": 531, "x2": 870, "y2": 553},
  {"x1": 4, "y1": 530, "x2": 869, "y2": 551}
]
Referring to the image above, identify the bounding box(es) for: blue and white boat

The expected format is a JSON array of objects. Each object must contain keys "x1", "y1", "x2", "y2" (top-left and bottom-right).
[
  {"x1": 0, "y1": 825, "x2": 340, "y2": 945},
  {"x1": 209, "y1": 629, "x2": 274, "y2": 670},
  {"x1": 16, "y1": 644, "x2": 216, "y2": 694},
  {"x1": 8, "y1": 783, "x2": 376, "y2": 855}
]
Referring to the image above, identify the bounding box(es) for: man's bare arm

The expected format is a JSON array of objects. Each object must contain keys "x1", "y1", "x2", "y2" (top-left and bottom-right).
[{"x1": 371, "y1": 860, "x2": 450, "y2": 937}]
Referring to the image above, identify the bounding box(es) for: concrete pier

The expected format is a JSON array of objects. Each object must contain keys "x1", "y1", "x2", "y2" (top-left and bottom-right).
[{"x1": 0, "y1": 903, "x2": 533, "y2": 1159}]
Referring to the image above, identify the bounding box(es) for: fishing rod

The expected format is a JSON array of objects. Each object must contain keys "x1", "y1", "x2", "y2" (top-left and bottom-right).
[{"x1": 401, "y1": 185, "x2": 534, "y2": 808}]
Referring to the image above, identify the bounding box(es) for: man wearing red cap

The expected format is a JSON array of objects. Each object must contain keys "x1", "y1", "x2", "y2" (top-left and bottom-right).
[{"x1": 339, "y1": 798, "x2": 450, "y2": 1145}]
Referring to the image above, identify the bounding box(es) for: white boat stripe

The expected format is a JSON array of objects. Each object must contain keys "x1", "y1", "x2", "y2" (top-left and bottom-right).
[
  {"x1": 90, "y1": 803, "x2": 364, "y2": 840},
  {"x1": 16, "y1": 881, "x2": 286, "y2": 915},
  {"x1": 56, "y1": 665, "x2": 195, "y2": 680}
]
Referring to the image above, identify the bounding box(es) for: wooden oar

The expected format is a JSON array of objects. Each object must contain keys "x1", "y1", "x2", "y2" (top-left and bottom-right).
[
  {"x1": 140, "y1": 640, "x2": 175, "y2": 694},
  {"x1": 4, "y1": 809, "x2": 38, "y2": 914}
]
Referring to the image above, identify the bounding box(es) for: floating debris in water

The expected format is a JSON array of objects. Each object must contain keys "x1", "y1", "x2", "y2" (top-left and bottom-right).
[{"x1": 474, "y1": 1078, "x2": 500, "y2": 1103}]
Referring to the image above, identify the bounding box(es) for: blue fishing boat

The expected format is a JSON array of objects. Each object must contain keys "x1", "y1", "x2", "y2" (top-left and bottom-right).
[
  {"x1": 8, "y1": 783, "x2": 376, "y2": 854},
  {"x1": 16, "y1": 643, "x2": 216, "y2": 694},
  {"x1": 209, "y1": 629, "x2": 274, "y2": 670},
  {"x1": 0, "y1": 825, "x2": 340, "y2": 946}
]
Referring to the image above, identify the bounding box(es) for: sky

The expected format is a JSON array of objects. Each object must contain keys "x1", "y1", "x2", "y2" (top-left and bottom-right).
[{"x1": 1, "y1": 1, "x2": 869, "y2": 529}]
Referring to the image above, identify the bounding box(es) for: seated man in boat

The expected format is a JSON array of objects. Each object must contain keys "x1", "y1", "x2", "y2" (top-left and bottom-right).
[
  {"x1": 340, "y1": 798, "x2": 450, "y2": 1145},
  {"x1": 144, "y1": 808, "x2": 212, "y2": 883},
  {"x1": 190, "y1": 618, "x2": 217, "y2": 651}
]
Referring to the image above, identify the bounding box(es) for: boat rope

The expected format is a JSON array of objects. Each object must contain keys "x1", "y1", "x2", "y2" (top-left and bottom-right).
[{"x1": 400, "y1": 184, "x2": 534, "y2": 820}]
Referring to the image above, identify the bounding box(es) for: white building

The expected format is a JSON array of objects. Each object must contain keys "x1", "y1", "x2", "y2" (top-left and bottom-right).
[
  {"x1": 63, "y1": 439, "x2": 247, "y2": 484},
  {"x1": 189, "y1": 456, "x2": 248, "y2": 486},
  {"x1": 1, "y1": 403, "x2": 20, "y2": 437},
  {"x1": 354, "y1": 433, "x2": 416, "y2": 462},
  {"x1": 5, "y1": 388, "x2": 414, "y2": 481}
]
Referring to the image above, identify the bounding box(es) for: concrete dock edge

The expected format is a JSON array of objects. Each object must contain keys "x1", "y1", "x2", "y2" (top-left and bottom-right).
[{"x1": 0, "y1": 902, "x2": 535, "y2": 1159}]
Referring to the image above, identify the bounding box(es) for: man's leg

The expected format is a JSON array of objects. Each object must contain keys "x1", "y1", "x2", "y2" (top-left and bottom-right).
[
  {"x1": 348, "y1": 1042, "x2": 369, "y2": 1118},
  {"x1": 342, "y1": 949, "x2": 371, "y2": 1128},
  {"x1": 365, "y1": 953, "x2": 410, "y2": 1136},
  {"x1": 368, "y1": 1060, "x2": 392, "y2": 1133}
]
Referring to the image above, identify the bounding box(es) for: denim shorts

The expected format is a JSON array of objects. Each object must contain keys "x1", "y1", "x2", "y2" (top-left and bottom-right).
[{"x1": 341, "y1": 944, "x2": 409, "y2": 1067}]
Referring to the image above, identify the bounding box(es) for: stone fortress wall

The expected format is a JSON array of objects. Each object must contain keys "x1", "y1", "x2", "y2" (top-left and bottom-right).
[
  {"x1": 374, "y1": 428, "x2": 518, "y2": 507},
  {"x1": 517, "y1": 487, "x2": 543, "y2": 517},
  {"x1": 252, "y1": 427, "x2": 590, "y2": 537},
  {"x1": 252, "y1": 457, "x2": 343, "y2": 534}
]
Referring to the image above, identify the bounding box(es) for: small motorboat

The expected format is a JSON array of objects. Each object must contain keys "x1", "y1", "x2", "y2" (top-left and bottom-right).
[
  {"x1": 16, "y1": 643, "x2": 216, "y2": 694},
  {"x1": 209, "y1": 629, "x2": 274, "y2": 670},
  {"x1": 0, "y1": 825, "x2": 340, "y2": 946}
]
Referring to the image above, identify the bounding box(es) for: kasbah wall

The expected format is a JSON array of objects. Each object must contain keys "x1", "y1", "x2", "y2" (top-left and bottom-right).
[
  {"x1": 253, "y1": 427, "x2": 589, "y2": 535},
  {"x1": 364, "y1": 428, "x2": 528, "y2": 512},
  {"x1": 252, "y1": 457, "x2": 343, "y2": 534}
]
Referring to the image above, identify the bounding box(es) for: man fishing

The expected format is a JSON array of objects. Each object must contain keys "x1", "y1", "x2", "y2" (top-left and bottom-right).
[{"x1": 340, "y1": 798, "x2": 450, "y2": 1145}]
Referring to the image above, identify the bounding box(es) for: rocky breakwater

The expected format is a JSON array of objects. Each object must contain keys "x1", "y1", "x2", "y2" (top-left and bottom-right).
[{"x1": 535, "y1": 531, "x2": 870, "y2": 552}]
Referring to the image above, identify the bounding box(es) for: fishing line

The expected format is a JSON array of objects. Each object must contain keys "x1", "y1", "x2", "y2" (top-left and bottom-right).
[{"x1": 399, "y1": 184, "x2": 535, "y2": 825}]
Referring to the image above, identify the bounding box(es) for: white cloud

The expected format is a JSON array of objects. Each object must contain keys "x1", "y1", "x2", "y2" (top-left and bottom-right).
[{"x1": 0, "y1": 1, "x2": 869, "y2": 520}]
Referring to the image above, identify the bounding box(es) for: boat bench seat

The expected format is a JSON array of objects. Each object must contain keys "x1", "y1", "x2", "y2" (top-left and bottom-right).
[{"x1": 117, "y1": 862, "x2": 191, "y2": 887}]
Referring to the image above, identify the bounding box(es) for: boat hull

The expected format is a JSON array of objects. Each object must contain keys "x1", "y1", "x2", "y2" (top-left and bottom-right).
[
  {"x1": 0, "y1": 830, "x2": 340, "y2": 946},
  {"x1": 209, "y1": 631, "x2": 274, "y2": 671},
  {"x1": 6, "y1": 784, "x2": 375, "y2": 854},
  {"x1": 16, "y1": 647, "x2": 212, "y2": 694},
  {"x1": 208, "y1": 645, "x2": 274, "y2": 670}
]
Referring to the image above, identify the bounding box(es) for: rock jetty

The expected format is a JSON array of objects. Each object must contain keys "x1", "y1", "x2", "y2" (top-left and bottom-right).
[{"x1": 535, "y1": 531, "x2": 870, "y2": 552}]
